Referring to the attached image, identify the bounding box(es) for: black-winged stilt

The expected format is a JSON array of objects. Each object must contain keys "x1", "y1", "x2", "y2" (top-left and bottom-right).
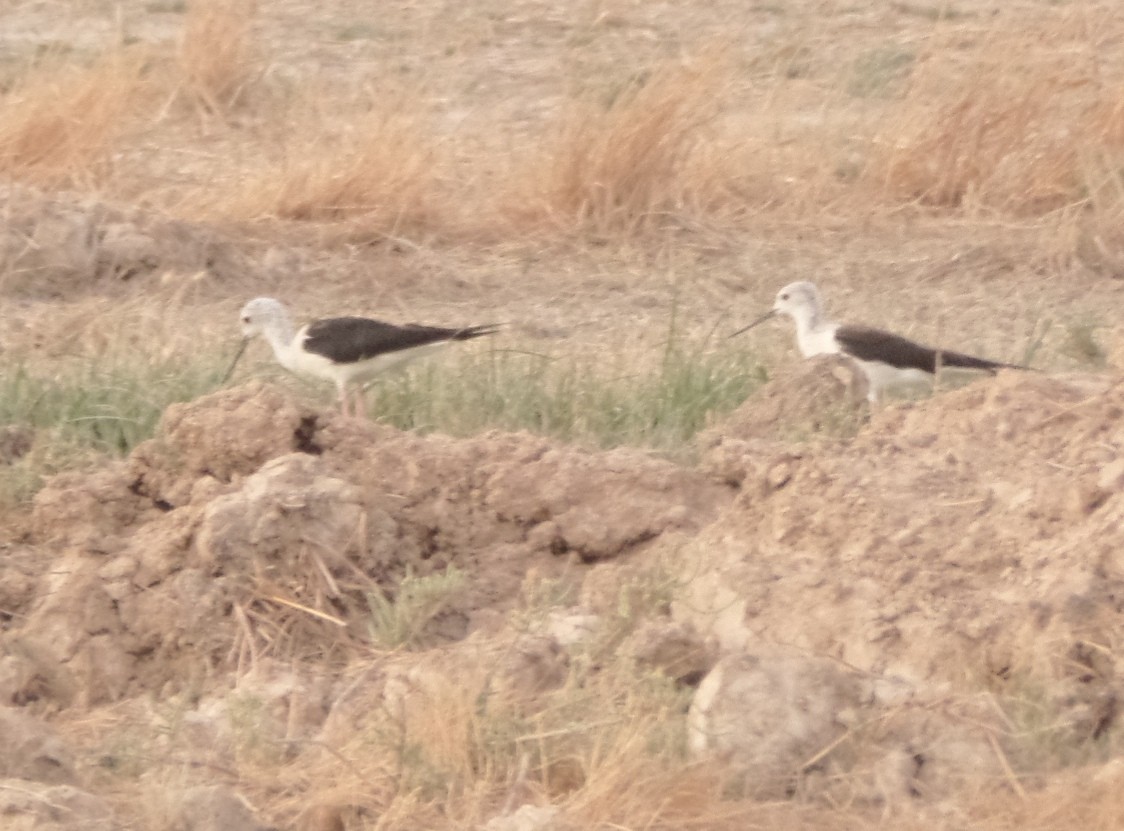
[
  {"x1": 731, "y1": 281, "x2": 1026, "y2": 402},
  {"x1": 229, "y1": 297, "x2": 498, "y2": 417}
]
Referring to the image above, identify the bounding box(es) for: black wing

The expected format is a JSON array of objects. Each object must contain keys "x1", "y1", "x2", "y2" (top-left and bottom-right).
[
  {"x1": 303, "y1": 317, "x2": 498, "y2": 364},
  {"x1": 835, "y1": 325, "x2": 1015, "y2": 374}
]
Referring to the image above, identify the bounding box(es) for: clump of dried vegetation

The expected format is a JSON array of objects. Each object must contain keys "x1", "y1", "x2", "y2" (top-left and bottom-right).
[
  {"x1": 496, "y1": 58, "x2": 732, "y2": 236},
  {"x1": 220, "y1": 106, "x2": 449, "y2": 237},
  {"x1": 868, "y1": 24, "x2": 1124, "y2": 217},
  {"x1": 0, "y1": 48, "x2": 149, "y2": 187}
]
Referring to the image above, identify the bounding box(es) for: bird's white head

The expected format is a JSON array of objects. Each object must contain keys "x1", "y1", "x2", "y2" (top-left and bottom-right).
[
  {"x1": 771, "y1": 281, "x2": 823, "y2": 325},
  {"x1": 223, "y1": 297, "x2": 294, "y2": 384},
  {"x1": 239, "y1": 297, "x2": 290, "y2": 340},
  {"x1": 729, "y1": 280, "x2": 827, "y2": 339}
]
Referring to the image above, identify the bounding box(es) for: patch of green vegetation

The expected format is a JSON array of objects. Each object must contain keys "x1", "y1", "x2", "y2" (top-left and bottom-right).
[
  {"x1": 366, "y1": 566, "x2": 467, "y2": 650},
  {"x1": 144, "y1": 0, "x2": 187, "y2": 13},
  {"x1": 1062, "y1": 319, "x2": 1107, "y2": 368},
  {"x1": 1020, "y1": 315, "x2": 1053, "y2": 369},
  {"x1": 0, "y1": 356, "x2": 228, "y2": 456},
  {"x1": 368, "y1": 334, "x2": 765, "y2": 457},
  {"x1": 0, "y1": 326, "x2": 763, "y2": 508},
  {"x1": 334, "y1": 22, "x2": 380, "y2": 42},
  {"x1": 0, "y1": 355, "x2": 229, "y2": 506},
  {"x1": 848, "y1": 46, "x2": 915, "y2": 98},
  {"x1": 226, "y1": 692, "x2": 290, "y2": 766},
  {"x1": 993, "y1": 673, "x2": 1120, "y2": 774},
  {"x1": 890, "y1": 1, "x2": 972, "y2": 20}
]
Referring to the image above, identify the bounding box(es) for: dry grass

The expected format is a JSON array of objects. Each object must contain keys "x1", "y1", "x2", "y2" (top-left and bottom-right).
[
  {"x1": 215, "y1": 107, "x2": 450, "y2": 238},
  {"x1": 0, "y1": 49, "x2": 148, "y2": 187},
  {"x1": 7, "y1": 4, "x2": 1124, "y2": 245},
  {"x1": 178, "y1": 0, "x2": 260, "y2": 113},
  {"x1": 497, "y1": 57, "x2": 733, "y2": 237},
  {"x1": 958, "y1": 769, "x2": 1124, "y2": 831},
  {"x1": 71, "y1": 653, "x2": 1124, "y2": 831},
  {"x1": 869, "y1": 18, "x2": 1124, "y2": 218}
]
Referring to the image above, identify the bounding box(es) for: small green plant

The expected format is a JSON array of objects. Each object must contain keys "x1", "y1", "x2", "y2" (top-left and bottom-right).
[
  {"x1": 590, "y1": 563, "x2": 681, "y2": 659},
  {"x1": 145, "y1": 0, "x2": 187, "y2": 12},
  {"x1": 511, "y1": 574, "x2": 582, "y2": 633},
  {"x1": 848, "y1": 46, "x2": 915, "y2": 98},
  {"x1": 334, "y1": 22, "x2": 379, "y2": 42},
  {"x1": 1020, "y1": 315, "x2": 1052, "y2": 368},
  {"x1": 225, "y1": 692, "x2": 289, "y2": 766},
  {"x1": 889, "y1": 1, "x2": 971, "y2": 20},
  {"x1": 1062, "y1": 319, "x2": 1107, "y2": 367},
  {"x1": 367, "y1": 566, "x2": 467, "y2": 650}
]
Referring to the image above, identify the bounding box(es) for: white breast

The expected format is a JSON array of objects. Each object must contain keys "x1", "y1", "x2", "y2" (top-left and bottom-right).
[{"x1": 797, "y1": 322, "x2": 843, "y2": 358}]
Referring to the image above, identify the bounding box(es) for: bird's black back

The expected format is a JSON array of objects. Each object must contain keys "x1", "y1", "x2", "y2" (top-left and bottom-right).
[
  {"x1": 302, "y1": 317, "x2": 497, "y2": 365},
  {"x1": 835, "y1": 325, "x2": 1017, "y2": 374}
]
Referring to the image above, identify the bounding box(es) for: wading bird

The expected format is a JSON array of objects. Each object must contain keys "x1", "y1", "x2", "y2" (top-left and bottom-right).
[
  {"x1": 730, "y1": 281, "x2": 1025, "y2": 402},
  {"x1": 229, "y1": 297, "x2": 498, "y2": 417}
]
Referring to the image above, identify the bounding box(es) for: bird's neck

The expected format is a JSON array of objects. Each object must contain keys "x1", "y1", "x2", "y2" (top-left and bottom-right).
[
  {"x1": 792, "y1": 307, "x2": 832, "y2": 357},
  {"x1": 262, "y1": 318, "x2": 298, "y2": 367}
]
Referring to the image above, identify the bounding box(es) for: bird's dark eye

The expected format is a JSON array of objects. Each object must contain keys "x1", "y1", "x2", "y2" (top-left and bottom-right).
[
  {"x1": 780, "y1": 293, "x2": 789, "y2": 301},
  {"x1": 241, "y1": 316, "x2": 251, "y2": 323}
]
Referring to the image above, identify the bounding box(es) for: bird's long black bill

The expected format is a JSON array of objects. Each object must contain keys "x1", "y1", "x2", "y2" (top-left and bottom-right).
[
  {"x1": 222, "y1": 338, "x2": 250, "y2": 384},
  {"x1": 728, "y1": 309, "x2": 777, "y2": 339}
]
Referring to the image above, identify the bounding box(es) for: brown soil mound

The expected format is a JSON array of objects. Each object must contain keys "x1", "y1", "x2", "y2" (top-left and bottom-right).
[
  {"x1": 13, "y1": 382, "x2": 725, "y2": 706},
  {"x1": 675, "y1": 371, "x2": 1124, "y2": 749},
  {"x1": 2, "y1": 365, "x2": 1122, "y2": 823}
]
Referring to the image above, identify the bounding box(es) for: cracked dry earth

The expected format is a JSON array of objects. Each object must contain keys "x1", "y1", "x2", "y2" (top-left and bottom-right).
[{"x1": 0, "y1": 355, "x2": 1122, "y2": 828}]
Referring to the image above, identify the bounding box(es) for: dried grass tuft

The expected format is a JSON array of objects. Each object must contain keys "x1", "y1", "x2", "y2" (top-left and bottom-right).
[
  {"x1": 179, "y1": 0, "x2": 260, "y2": 112},
  {"x1": 869, "y1": 21, "x2": 1124, "y2": 217},
  {"x1": 498, "y1": 57, "x2": 732, "y2": 237},
  {"x1": 215, "y1": 108, "x2": 449, "y2": 238},
  {"x1": 0, "y1": 49, "x2": 148, "y2": 187}
]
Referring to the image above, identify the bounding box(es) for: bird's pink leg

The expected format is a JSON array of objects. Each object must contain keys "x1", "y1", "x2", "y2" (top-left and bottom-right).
[{"x1": 338, "y1": 385, "x2": 350, "y2": 417}]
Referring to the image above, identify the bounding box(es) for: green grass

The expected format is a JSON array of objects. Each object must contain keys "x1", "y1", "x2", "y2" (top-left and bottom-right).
[
  {"x1": 992, "y1": 673, "x2": 1121, "y2": 775},
  {"x1": 0, "y1": 354, "x2": 230, "y2": 505},
  {"x1": 333, "y1": 22, "x2": 380, "y2": 42},
  {"x1": 0, "y1": 356, "x2": 230, "y2": 455},
  {"x1": 144, "y1": 0, "x2": 187, "y2": 12},
  {"x1": 367, "y1": 336, "x2": 766, "y2": 456}
]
